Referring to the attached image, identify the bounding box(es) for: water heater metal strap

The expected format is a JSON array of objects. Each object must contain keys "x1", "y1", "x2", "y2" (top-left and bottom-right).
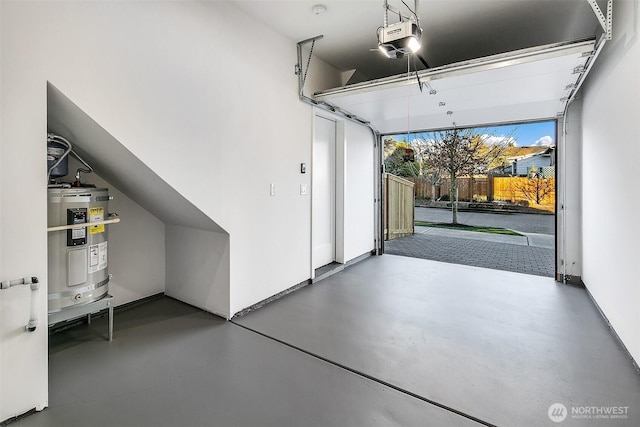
[{"x1": 47, "y1": 277, "x2": 110, "y2": 300}]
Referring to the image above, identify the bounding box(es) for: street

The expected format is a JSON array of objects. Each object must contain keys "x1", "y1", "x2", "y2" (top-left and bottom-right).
[{"x1": 415, "y1": 207, "x2": 555, "y2": 235}]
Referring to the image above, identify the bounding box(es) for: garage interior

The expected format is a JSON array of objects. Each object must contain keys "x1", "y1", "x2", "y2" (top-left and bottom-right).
[{"x1": 1, "y1": 1, "x2": 639, "y2": 426}]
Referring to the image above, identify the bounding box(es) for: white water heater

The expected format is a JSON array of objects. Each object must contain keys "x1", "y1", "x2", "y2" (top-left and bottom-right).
[{"x1": 47, "y1": 187, "x2": 111, "y2": 312}]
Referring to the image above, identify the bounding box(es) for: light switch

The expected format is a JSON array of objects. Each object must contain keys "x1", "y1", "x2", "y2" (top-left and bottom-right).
[
  {"x1": 300, "y1": 184, "x2": 308, "y2": 195},
  {"x1": 270, "y1": 183, "x2": 276, "y2": 196}
]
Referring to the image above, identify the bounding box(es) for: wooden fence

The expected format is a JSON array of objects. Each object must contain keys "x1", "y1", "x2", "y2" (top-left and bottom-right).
[
  {"x1": 407, "y1": 175, "x2": 555, "y2": 206},
  {"x1": 493, "y1": 176, "x2": 555, "y2": 205},
  {"x1": 409, "y1": 177, "x2": 488, "y2": 201},
  {"x1": 384, "y1": 173, "x2": 414, "y2": 241}
]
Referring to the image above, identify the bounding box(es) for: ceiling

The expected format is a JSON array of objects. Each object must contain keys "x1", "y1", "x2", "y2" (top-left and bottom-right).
[
  {"x1": 230, "y1": 0, "x2": 604, "y2": 82},
  {"x1": 229, "y1": 1, "x2": 607, "y2": 134}
]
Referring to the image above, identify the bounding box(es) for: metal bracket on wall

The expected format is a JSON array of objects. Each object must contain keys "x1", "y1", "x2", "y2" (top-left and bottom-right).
[
  {"x1": 295, "y1": 35, "x2": 324, "y2": 97},
  {"x1": 587, "y1": 0, "x2": 613, "y2": 40}
]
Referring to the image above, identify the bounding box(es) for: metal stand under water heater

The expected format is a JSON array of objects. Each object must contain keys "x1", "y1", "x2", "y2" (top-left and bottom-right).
[{"x1": 47, "y1": 133, "x2": 119, "y2": 340}]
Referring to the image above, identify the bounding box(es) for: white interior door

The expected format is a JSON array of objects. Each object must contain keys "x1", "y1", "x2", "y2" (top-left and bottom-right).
[{"x1": 312, "y1": 115, "x2": 336, "y2": 269}]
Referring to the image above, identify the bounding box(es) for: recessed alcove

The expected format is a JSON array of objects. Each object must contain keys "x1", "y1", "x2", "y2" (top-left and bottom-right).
[{"x1": 47, "y1": 82, "x2": 230, "y2": 318}]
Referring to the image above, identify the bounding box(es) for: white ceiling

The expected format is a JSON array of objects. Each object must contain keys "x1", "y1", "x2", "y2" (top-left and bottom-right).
[{"x1": 228, "y1": 1, "x2": 605, "y2": 134}]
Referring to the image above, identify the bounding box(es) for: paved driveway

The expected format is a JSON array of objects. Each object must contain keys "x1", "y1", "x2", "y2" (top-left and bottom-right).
[{"x1": 385, "y1": 207, "x2": 556, "y2": 277}]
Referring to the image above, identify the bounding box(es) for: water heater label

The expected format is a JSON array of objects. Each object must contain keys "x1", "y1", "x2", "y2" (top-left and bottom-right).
[
  {"x1": 88, "y1": 241, "x2": 108, "y2": 273},
  {"x1": 89, "y1": 207, "x2": 105, "y2": 234},
  {"x1": 71, "y1": 227, "x2": 86, "y2": 240}
]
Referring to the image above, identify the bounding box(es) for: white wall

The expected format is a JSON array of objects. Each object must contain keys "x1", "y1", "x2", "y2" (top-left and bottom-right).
[
  {"x1": 0, "y1": 0, "x2": 315, "y2": 420},
  {"x1": 344, "y1": 120, "x2": 376, "y2": 261},
  {"x1": 2, "y1": 0, "x2": 315, "y2": 305},
  {"x1": 581, "y1": 0, "x2": 639, "y2": 362},
  {"x1": 108, "y1": 182, "x2": 166, "y2": 305},
  {"x1": 165, "y1": 226, "x2": 229, "y2": 318},
  {"x1": 1, "y1": 0, "x2": 49, "y2": 417}
]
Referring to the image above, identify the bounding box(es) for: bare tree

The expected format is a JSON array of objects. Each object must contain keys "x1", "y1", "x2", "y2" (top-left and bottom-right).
[
  {"x1": 409, "y1": 138, "x2": 440, "y2": 201},
  {"x1": 420, "y1": 128, "x2": 510, "y2": 224},
  {"x1": 420, "y1": 159, "x2": 444, "y2": 202},
  {"x1": 513, "y1": 167, "x2": 555, "y2": 205}
]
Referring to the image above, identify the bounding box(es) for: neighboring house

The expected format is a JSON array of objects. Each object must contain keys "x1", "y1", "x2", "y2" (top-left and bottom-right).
[{"x1": 489, "y1": 146, "x2": 555, "y2": 177}]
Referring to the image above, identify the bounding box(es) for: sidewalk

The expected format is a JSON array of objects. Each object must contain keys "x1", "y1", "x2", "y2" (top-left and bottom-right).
[
  {"x1": 415, "y1": 226, "x2": 555, "y2": 248},
  {"x1": 384, "y1": 226, "x2": 555, "y2": 277}
]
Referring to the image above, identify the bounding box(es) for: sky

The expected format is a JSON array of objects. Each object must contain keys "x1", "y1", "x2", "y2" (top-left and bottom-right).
[
  {"x1": 495, "y1": 120, "x2": 556, "y2": 146},
  {"x1": 395, "y1": 120, "x2": 557, "y2": 147}
]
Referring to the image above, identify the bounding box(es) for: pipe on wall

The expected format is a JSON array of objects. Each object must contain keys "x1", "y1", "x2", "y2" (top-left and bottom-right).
[{"x1": 0, "y1": 276, "x2": 40, "y2": 331}]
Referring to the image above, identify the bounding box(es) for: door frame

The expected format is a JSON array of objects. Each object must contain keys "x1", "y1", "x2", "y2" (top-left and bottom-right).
[{"x1": 311, "y1": 111, "x2": 345, "y2": 277}]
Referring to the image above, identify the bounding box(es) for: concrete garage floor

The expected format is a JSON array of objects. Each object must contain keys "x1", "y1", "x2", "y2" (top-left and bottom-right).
[
  {"x1": 18, "y1": 297, "x2": 472, "y2": 427},
  {"x1": 15, "y1": 256, "x2": 640, "y2": 427}
]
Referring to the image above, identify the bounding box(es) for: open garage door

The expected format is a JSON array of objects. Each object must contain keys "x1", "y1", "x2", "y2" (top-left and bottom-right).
[
  {"x1": 314, "y1": 39, "x2": 595, "y2": 133},
  {"x1": 312, "y1": 38, "x2": 597, "y2": 280},
  {"x1": 381, "y1": 122, "x2": 557, "y2": 278}
]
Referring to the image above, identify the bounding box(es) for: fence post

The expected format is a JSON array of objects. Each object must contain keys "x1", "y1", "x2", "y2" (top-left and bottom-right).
[
  {"x1": 487, "y1": 175, "x2": 494, "y2": 201},
  {"x1": 384, "y1": 173, "x2": 389, "y2": 240}
]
